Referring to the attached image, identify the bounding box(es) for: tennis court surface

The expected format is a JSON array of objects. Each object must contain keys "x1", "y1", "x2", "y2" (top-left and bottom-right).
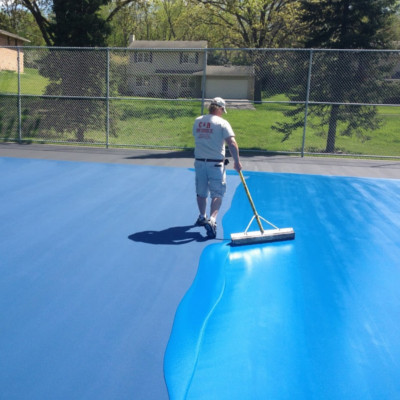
[{"x1": 1, "y1": 145, "x2": 399, "y2": 400}]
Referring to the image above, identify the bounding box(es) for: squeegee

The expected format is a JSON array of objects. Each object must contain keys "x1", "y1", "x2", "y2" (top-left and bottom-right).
[{"x1": 230, "y1": 171, "x2": 295, "y2": 246}]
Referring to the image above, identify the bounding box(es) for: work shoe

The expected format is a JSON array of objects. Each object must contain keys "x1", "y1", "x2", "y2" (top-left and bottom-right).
[
  {"x1": 204, "y1": 219, "x2": 217, "y2": 239},
  {"x1": 195, "y1": 215, "x2": 207, "y2": 226}
]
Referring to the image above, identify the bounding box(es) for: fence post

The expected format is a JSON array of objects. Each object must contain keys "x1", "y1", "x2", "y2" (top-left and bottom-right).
[
  {"x1": 106, "y1": 48, "x2": 110, "y2": 148},
  {"x1": 301, "y1": 49, "x2": 313, "y2": 157},
  {"x1": 17, "y1": 47, "x2": 22, "y2": 143},
  {"x1": 200, "y1": 48, "x2": 207, "y2": 115}
]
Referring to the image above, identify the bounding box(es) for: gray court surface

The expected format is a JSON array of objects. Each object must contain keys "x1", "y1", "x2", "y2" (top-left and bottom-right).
[{"x1": 1, "y1": 142, "x2": 400, "y2": 179}]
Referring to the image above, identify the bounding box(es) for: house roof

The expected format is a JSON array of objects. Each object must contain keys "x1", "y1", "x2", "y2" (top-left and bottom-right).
[
  {"x1": 0, "y1": 29, "x2": 30, "y2": 43},
  {"x1": 128, "y1": 40, "x2": 207, "y2": 49},
  {"x1": 155, "y1": 69, "x2": 203, "y2": 74},
  {"x1": 194, "y1": 65, "x2": 254, "y2": 77}
]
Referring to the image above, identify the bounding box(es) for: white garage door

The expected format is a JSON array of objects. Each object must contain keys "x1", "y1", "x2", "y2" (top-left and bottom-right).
[{"x1": 206, "y1": 78, "x2": 249, "y2": 99}]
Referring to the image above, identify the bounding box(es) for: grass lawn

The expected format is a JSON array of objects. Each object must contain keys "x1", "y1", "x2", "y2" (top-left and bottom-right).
[
  {"x1": 0, "y1": 68, "x2": 48, "y2": 95},
  {"x1": 109, "y1": 101, "x2": 400, "y2": 156}
]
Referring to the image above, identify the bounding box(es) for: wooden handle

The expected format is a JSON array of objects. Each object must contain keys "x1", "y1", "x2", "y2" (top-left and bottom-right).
[{"x1": 239, "y1": 171, "x2": 264, "y2": 234}]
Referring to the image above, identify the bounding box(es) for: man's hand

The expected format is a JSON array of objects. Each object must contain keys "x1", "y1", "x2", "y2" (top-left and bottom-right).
[{"x1": 234, "y1": 160, "x2": 242, "y2": 172}]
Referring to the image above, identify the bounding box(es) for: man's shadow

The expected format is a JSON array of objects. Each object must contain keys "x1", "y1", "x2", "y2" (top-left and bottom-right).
[{"x1": 128, "y1": 225, "x2": 209, "y2": 245}]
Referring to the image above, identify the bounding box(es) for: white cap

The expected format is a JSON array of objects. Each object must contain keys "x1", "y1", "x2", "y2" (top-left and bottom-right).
[{"x1": 210, "y1": 97, "x2": 227, "y2": 113}]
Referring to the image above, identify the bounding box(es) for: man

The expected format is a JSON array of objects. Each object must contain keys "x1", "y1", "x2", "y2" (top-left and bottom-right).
[{"x1": 192, "y1": 97, "x2": 242, "y2": 239}]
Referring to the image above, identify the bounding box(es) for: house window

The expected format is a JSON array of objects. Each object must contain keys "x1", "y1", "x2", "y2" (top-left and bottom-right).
[
  {"x1": 180, "y1": 77, "x2": 195, "y2": 88},
  {"x1": 180, "y1": 52, "x2": 199, "y2": 64},
  {"x1": 136, "y1": 77, "x2": 150, "y2": 87},
  {"x1": 134, "y1": 52, "x2": 152, "y2": 63}
]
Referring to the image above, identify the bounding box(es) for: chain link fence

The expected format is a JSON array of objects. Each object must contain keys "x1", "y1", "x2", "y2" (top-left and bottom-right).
[{"x1": 1, "y1": 46, "x2": 399, "y2": 157}]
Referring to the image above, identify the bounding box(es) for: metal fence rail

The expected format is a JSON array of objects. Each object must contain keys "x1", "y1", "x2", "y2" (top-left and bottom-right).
[{"x1": 1, "y1": 46, "x2": 399, "y2": 158}]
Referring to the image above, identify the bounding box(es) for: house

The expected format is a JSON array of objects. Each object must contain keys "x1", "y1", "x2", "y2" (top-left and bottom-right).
[
  {"x1": 127, "y1": 38, "x2": 254, "y2": 100},
  {"x1": 0, "y1": 29, "x2": 30, "y2": 72},
  {"x1": 127, "y1": 38, "x2": 207, "y2": 99}
]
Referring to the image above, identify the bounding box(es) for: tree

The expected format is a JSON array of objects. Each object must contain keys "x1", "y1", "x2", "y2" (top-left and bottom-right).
[
  {"x1": 187, "y1": 0, "x2": 304, "y2": 101},
  {"x1": 273, "y1": 0, "x2": 400, "y2": 153},
  {"x1": 0, "y1": 0, "x2": 46, "y2": 45},
  {"x1": 16, "y1": 0, "x2": 138, "y2": 45},
  {"x1": 189, "y1": 0, "x2": 302, "y2": 48},
  {"x1": 18, "y1": 0, "x2": 54, "y2": 45},
  {"x1": 105, "y1": 0, "x2": 219, "y2": 46},
  {"x1": 105, "y1": 1, "x2": 148, "y2": 46},
  {"x1": 36, "y1": 0, "x2": 113, "y2": 142},
  {"x1": 301, "y1": 0, "x2": 399, "y2": 50},
  {"x1": 50, "y1": 0, "x2": 111, "y2": 46}
]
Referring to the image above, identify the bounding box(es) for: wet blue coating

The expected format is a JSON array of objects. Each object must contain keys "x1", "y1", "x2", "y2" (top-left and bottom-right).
[{"x1": 164, "y1": 171, "x2": 400, "y2": 400}]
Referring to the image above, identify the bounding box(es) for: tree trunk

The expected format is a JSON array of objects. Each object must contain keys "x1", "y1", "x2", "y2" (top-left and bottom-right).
[
  {"x1": 325, "y1": 105, "x2": 339, "y2": 153},
  {"x1": 254, "y1": 77, "x2": 262, "y2": 103},
  {"x1": 76, "y1": 126, "x2": 85, "y2": 142},
  {"x1": 252, "y1": 52, "x2": 264, "y2": 104}
]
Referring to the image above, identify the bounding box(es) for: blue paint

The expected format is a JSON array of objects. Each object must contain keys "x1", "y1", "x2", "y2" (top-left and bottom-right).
[
  {"x1": 0, "y1": 157, "x2": 211, "y2": 400},
  {"x1": 163, "y1": 244, "x2": 231, "y2": 399},
  {"x1": 165, "y1": 171, "x2": 400, "y2": 399},
  {"x1": 2, "y1": 157, "x2": 400, "y2": 399}
]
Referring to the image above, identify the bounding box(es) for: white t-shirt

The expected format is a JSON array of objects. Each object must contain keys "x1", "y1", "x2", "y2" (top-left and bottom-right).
[{"x1": 192, "y1": 114, "x2": 235, "y2": 159}]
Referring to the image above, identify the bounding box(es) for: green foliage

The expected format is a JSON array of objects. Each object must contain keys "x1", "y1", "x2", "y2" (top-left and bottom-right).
[
  {"x1": 50, "y1": 0, "x2": 111, "y2": 47},
  {"x1": 0, "y1": 6, "x2": 46, "y2": 46},
  {"x1": 30, "y1": 0, "x2": 113, "y2": 141},
  {"x1": 274, "y1": 0, "x2": 400, "y2": 153},
  {"x1": 7, "y1": 0, "x2": 400, "y2": 51},
  {"x1": 187, "y1": 0, "x2": 303, "y2": 48},
  {"x1": 35, "y1": 49, "x2": 109, "y2": 141},
  {"x1": 301, "y1": 0, "x2": 400, "y2": 49}
]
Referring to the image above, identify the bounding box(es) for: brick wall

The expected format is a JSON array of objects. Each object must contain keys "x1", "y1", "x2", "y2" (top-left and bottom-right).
[{"x1": 0, "y1": 34, "x2": 25, "y2": 72}]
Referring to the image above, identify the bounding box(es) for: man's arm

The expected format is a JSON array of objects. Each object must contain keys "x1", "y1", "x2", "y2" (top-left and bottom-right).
[{"x1": 225, "y1": 136, "x2": 242, "y2": 172}]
